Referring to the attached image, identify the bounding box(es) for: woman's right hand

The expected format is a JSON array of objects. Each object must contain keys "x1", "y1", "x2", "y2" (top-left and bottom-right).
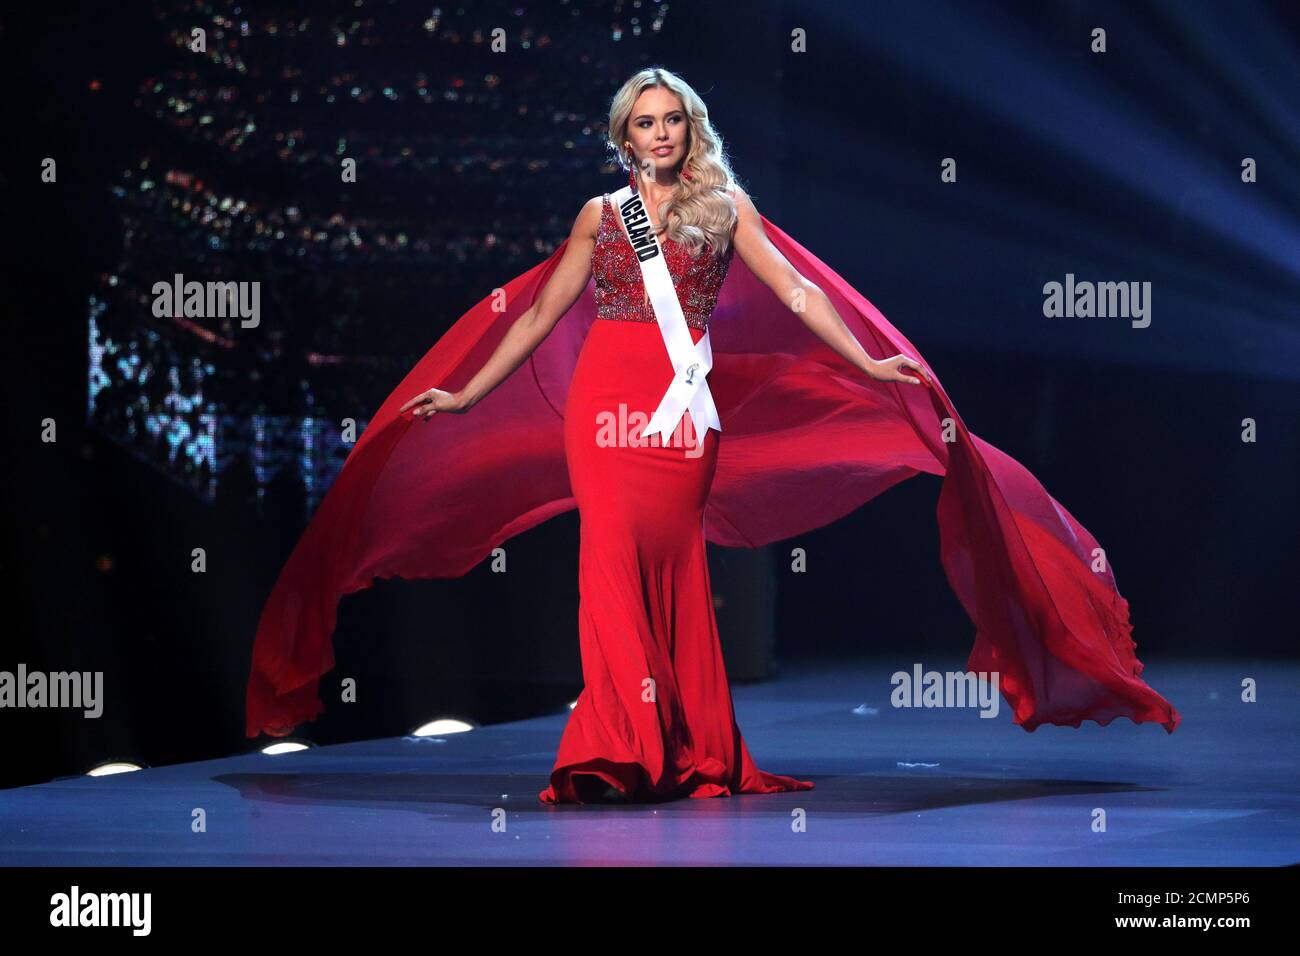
[{"x1": 399, "y1": 387, "x2": 469, "y2": 421}]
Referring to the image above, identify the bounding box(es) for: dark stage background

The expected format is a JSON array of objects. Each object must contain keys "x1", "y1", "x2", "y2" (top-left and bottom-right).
[{"x1": 2, "y1": 0, "x2": 1296, "y2": 790}]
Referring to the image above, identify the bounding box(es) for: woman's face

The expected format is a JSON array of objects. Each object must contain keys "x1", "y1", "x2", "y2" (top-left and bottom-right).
[{"x1": 625, "y1": 87, "x2": 688, "y2": 182}]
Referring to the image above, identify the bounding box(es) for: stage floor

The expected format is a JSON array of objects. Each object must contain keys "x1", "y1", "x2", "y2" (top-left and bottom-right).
[{"x1": 2, "y1": 660, "x2": 1296, "y2": 866}]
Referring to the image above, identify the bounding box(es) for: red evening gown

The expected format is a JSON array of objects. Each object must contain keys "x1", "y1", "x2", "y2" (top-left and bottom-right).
[
  {"x1": 538, "y1": 194, "x2": 813, "y2": 803},
  {"x1": 244, "y1": 183, "x2": 1181, "y2": 782}
]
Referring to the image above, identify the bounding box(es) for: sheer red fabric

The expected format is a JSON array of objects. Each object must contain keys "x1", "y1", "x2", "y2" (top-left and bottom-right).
[{"x1": 245, "y1": 205, "x2": 1182, "y2": 741}]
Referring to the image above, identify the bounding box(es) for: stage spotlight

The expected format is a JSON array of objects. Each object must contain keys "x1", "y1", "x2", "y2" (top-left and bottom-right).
[
  {"x1": 567, "y1": 699, "x2": 578, "y2": 710},
  {"x1": 259, "y1": 739, "x2": 316, "y2": 755},
  {"x1": 410, "y1": 718, "x2": 477, "y2": 736},
  {"x1": 85, "y1": 761, "x2": 145, "y2": 777}
]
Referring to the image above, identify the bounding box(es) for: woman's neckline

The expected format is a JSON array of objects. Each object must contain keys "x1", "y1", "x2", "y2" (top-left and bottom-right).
[
  {"x1": 608, "y1": 191, "x2": 673, "y2": 247},
  {"x1": 635, "y1": 182, "x2": 675, "y2": 232}
]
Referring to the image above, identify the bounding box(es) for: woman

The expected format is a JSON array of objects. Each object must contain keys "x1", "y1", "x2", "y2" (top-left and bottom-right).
[
  {"x1": 408, "y1": 74, "x2": 931, "y2": 804},
  {"x1": 245, "y1": 68, "x2": 1180, "y2": 804}
]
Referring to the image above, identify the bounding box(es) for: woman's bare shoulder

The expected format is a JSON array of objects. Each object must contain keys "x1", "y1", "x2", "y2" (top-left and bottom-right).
[
  {"x1": 570, "y1": 194, "x2": 605, "y2": 241},
  {"x1": 724, "y1": 183, "x2": 758, "y2": 230},
  {"x1": 726, "y1": 182, "x2": 752, "y2": 204},
  {"x1": 565, "y1": 195, "x2": 604, "y2": 242}
]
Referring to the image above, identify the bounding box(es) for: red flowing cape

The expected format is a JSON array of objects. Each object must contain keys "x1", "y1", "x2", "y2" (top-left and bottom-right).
[{"x1": 245, "y1": 212, "x2": 1182, "y2": 739}]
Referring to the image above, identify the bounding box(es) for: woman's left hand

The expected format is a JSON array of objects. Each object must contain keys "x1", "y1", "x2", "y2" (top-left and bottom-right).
[{"x1": 868, "y1": 355, "x2": 932, "y2": 387}]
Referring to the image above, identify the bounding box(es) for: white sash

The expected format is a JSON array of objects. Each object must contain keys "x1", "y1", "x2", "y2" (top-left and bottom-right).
[{"x1": 609, "y1": 184, "x2": 721, "y2": 441}]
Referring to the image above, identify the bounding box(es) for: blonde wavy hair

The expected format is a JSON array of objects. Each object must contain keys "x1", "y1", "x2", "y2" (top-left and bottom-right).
[{"x1": 607, "y1": 67, "x2": 741, "y2": 258}]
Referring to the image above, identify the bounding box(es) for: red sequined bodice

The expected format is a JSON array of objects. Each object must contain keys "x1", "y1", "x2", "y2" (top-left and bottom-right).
[{"x1": 591, "y1": 193, "x2": 733, "y2": 332}]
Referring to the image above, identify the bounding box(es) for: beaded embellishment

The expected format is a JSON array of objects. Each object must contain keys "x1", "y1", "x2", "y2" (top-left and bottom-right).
[{"x1": 591, "y1": 193, "x2": 733, "y2": 332}]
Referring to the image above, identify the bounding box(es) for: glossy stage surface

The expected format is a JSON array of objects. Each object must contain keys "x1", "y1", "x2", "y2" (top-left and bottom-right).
[{"x1": 2, "y1": 660, "x2": 1294, "y2": 866}]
